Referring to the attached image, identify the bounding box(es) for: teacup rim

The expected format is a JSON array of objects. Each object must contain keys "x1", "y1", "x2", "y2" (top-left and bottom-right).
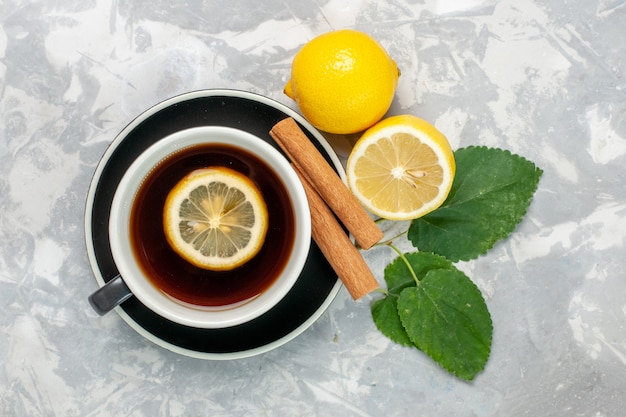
[{"x1": 108, "y1": 125, "x2": 312, "y2": 328}]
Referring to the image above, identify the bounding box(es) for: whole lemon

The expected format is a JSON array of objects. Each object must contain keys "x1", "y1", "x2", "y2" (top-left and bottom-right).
[{"x1": 284, "y1": 30, "x2": 400, "y2": 135}]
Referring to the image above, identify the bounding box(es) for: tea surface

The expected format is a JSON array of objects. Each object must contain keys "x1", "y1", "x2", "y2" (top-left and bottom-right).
[{"x1": 130, "y1": 143, "x2": 296, "y2": 308}]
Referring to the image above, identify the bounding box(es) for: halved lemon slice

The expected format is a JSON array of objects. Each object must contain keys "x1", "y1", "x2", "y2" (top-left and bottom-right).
[
  {"x1": 163, "y1": 167, "x2": 269, "y2": 271},
  {"x1": 346, "y1": 115, "x2": 456, "y2": 220}
]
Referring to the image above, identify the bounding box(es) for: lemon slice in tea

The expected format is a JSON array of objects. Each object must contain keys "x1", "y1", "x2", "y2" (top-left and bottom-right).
[
  {"x1": 163, "y1": 167, "x2": 269, "y2": 271},
  {"x1": 346, "y1": 114, "x2": 456, "y2": 221}
]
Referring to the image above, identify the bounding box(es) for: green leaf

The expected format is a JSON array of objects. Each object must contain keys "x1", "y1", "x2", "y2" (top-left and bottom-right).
[
  {"x1": 371, "y1": 297, "x2": 412, "y2": 346},
  {"x1": 373, "y1": 251, "x2": 456, "y2": 347},
  {"x1": 397, "y1": 269, "x2": 493, "y2": 380},
  {"x1": 384, "y1": 251, "x2": 455, "y2": 296},
  {"x1": 408, "y1": 146, "x2": 543, "y2": 262}
]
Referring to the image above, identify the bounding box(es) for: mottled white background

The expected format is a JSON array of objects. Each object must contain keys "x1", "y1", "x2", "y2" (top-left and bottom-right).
[{"x1": 1, "y1": 0, "x2": 625, "y2": 416}]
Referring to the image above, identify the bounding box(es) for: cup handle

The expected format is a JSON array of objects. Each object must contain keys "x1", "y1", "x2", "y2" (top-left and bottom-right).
[{"x1": 88, "y1": 274, "x2": 133, "y2": 316}]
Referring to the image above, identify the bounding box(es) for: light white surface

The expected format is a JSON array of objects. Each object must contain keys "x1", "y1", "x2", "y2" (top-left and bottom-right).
[{"x1": 1, "y1": 0, "x2": 625, "y2": 415}]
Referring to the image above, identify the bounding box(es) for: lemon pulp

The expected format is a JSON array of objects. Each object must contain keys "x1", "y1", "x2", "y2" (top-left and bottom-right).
[
  {"x1": 346, "y1": 115, "x2": 456, "y2": 220},
  {"x1": 163, "y1": 167, "x2": 269, "y2": 271}
]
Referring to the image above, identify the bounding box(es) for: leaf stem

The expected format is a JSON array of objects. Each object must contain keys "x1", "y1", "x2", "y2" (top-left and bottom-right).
[
  {"x1": 386, "y1": 242, "x2": 420, "y2": 285},
  {"x1": 373, "y1": 287, "x2": 388, "y2": 295},
  {"x1": 373, "y1": 229, "x2": 408, "y2": 247},
  {"x1": 372, "y1": 218, "x2": 409, "y2": 247}
]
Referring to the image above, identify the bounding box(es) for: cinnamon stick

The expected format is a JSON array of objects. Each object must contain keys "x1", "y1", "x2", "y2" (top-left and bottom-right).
[
  {"x1": 294, "y1": 166, "x2": 379, "y2": 300},
  {"x1": 270, "y1": 117, "x2": 383, "y2": 250}
]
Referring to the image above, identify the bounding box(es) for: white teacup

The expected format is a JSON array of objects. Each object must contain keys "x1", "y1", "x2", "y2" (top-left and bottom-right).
[{"x1": 88, "y1": 126, "x2": 311, "y2": 328}]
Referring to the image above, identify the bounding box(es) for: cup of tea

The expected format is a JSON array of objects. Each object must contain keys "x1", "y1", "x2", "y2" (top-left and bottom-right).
[{"x1": 88, "y1": 126, "x2": 311, "y2": 328}]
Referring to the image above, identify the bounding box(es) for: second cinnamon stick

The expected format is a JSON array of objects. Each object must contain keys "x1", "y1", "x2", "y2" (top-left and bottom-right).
[{"x1": 294, "y1": 167, "x2": 379, "y2": 300}]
